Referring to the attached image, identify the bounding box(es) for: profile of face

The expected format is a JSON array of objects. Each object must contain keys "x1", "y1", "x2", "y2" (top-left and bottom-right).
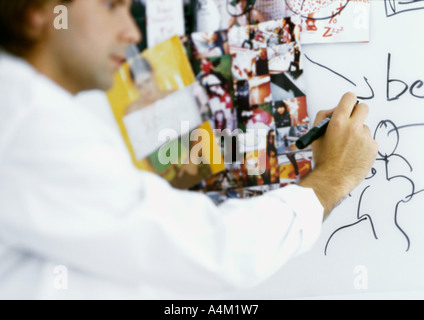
[
  {"x1": 374, "y1": 120, "x2": 399, "y2": 158},
  {"x1": 49, "y1": 0, "x2": 141, "y2": 92}
]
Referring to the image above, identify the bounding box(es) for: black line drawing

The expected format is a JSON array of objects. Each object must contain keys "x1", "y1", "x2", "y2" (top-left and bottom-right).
[
  {"x1": 386, "y1": 53, "x2": 424, "y2": 101},
  {"x1": 385, "y1": 0, "x2": 424, "y2": 17},
  {"x1": 325, "y1": 120, "x2": 424, "y2": 256},
  {"x1": 304, "y1": 54, "x2": 375, "y2": 100}
]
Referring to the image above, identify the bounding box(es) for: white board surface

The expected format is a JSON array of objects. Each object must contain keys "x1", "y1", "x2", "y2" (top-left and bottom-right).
[
  {"x1": 221, "y1": 0, "x2": 424, "y2": 299},
  {"x1": 77, "y1": 0, "x2": 424, "y2": 299}
]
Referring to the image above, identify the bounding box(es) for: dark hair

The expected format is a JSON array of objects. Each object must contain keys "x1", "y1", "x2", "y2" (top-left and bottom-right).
[{"x1": 0, "y1": 0, "x2": 71, "y2": 55}]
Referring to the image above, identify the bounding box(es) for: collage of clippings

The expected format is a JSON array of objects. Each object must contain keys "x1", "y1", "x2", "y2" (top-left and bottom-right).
[{"x1": 186, "y1": 16, "x2": 313, "y2": 200}]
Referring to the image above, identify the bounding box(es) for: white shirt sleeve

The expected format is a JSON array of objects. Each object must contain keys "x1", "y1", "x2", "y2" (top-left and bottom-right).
[{"x1": 0, "y1": 103, "x2": 324, "y2": 296}]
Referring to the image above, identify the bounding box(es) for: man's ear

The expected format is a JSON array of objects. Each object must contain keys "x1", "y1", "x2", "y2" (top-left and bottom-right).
[{"x1": 23, "y1": 3, "x2": 57, "y2": 44}]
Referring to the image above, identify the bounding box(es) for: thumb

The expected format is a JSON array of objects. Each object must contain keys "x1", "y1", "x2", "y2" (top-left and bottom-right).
[{"x1": 313, "y1": 108, "x2": 336, "y2": 126}]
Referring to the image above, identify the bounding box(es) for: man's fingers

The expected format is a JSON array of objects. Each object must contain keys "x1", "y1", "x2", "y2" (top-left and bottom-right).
[
  {"x1": 351, "y1": 103, "x2": 370, "y2": 124},
  {"x1": 332, "y1": 92, "x2": 358, "y2": 120},
  {"x1": 363, "y1": 124, "x2": 372, "y2": 136},
  {"x1": 363, "y1": 125, "x2": 379, "y2": 157}
]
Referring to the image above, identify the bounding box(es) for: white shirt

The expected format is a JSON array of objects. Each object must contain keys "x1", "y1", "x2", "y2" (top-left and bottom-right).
[{"x1": 0, "y1": 52, "x2": 324, "y2": 300}]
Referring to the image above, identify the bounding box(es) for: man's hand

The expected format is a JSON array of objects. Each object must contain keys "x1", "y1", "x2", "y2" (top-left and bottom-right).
[{"x1": 299, "y1": 92, "x2": 379, "y2": 218}]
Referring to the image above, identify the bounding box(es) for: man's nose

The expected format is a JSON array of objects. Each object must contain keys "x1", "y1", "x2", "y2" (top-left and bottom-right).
[{"x1": 120, "y1": 14, "x2": 142, "y2": 45}]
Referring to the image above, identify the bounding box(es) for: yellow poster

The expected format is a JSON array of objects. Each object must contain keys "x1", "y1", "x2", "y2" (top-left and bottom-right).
[{"x1": 107, "y1": 36, "x2": 225, "y2": 189}]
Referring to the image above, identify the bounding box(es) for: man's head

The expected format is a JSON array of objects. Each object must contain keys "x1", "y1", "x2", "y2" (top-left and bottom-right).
[
  {"x1": 0, "y1": 0, "x2": 51, "y2": 54},
  {"x1": 0, "y1": 0, "x2": 141, "y2": 94}
]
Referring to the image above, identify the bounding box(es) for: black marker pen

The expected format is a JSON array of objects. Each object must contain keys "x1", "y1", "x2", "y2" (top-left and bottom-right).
[
  {"x1": 296, "y1": 100, "x2": 360, "y2": 150},
  {"x1": 296, "y1": 115, "x2": 332, "y2": 150}
]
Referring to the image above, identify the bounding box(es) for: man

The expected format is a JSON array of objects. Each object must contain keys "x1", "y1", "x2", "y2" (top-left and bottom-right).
[{"x1": 0, "y1": 0, "x2": 378, "y2": 299}]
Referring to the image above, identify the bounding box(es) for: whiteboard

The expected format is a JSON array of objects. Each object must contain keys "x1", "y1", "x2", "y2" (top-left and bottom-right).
[
  {"x1": 222, "y1": 0, "x2": 424, "y2": 299},
  {"x1": 77, "y1": 0, "x2": 424, "y2": 299}
]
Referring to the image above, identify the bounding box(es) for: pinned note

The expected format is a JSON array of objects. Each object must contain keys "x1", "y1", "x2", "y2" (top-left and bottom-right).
[{"x1": 146, "y1": 0, "x2": 185, "y2": 48}]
